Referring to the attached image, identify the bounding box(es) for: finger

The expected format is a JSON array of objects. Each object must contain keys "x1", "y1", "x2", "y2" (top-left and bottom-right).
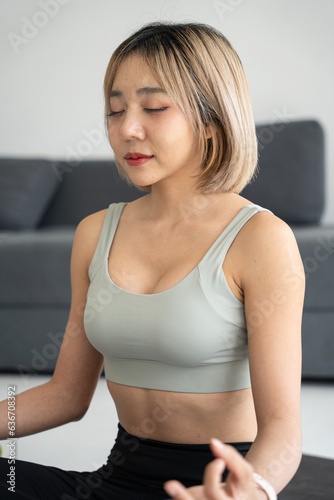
[
  {"x1": 210, "y1": 439, "x2": 253, "y2": 485},
  {"x1": 202, "y1": 458, "x2": 226, "y2": 499},
  {"x1": 164, "y1": 480, "x2": 194, "y2": 500}
]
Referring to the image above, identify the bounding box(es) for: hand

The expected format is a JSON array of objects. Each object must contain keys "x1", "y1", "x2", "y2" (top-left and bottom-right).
[{"x1": 164, "y1": 438, "x2": 264, "y2": 500}]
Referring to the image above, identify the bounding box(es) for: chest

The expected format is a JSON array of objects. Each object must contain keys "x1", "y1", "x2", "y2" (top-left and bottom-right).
[
  {"x1": 85, "y1": 265, "x2": 247, "y2": 368},
  {"x1": 107, "y1": 219, "x2": 228, "y2": 295}
]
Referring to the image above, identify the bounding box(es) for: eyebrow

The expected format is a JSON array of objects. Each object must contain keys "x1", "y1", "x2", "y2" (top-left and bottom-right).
[{"x1": 109, "y1": 86, "x2": 167, "y2": 98}]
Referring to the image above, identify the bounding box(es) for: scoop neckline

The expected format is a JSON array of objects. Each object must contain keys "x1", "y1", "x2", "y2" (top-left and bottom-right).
[{"x1": 105, "y1": 202, "x2": 255, "y2": 297}]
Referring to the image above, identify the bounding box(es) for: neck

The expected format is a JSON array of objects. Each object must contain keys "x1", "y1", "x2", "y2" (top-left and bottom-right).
[{"x1": 142, "y1": 183, "x2": 224, "y2": 224}]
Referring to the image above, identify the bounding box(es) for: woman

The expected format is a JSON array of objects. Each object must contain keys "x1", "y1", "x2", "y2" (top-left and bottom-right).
[{"x1": 0, "y1": 22, "x2": 304, "y2": 499}]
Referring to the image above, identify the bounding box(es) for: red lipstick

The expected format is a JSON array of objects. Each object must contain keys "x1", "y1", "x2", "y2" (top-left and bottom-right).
[{"x1": 124, "y1": 152, "x2": 154, "y2": 166}]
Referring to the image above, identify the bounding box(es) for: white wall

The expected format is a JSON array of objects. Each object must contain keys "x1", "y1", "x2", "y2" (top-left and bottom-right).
[{"x1": 1, "y1": 0, "x2": 333, "y2": 222}]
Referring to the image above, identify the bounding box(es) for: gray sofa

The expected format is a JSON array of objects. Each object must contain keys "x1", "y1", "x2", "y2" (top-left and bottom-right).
[{"x1": 0, "y1": 119, "x2": 333, "y2": 378}]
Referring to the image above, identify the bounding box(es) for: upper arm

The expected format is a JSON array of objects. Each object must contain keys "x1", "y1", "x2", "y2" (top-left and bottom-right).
[
  {"x1": 238, "y1": 212, "x2": 305, "y2": 427},
  {"x1": 51, "y1": 210, "x2": 107, "y2": 418}
]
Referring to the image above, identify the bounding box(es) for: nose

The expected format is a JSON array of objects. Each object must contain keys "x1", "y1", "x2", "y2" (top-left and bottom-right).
[{"x1": 119, "y1": 110, "x2": 146, "y2": 141}]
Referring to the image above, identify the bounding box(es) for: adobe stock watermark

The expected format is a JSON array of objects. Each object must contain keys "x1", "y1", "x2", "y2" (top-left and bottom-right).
[
  {"x1": 246, "y1": 231, "x2": 334, "y2": 335},
  {"x1": 69, "y1": 399, "x2": 180, "y2": 499},
  {"x1": 17, "y1": 287, "x2": 115, "y2": 380},
  {"x1": 246, "y1": 277, "x2": 294, "y2": 332},
  {"x1": 302, "y1": 233, "x2": 334, "y2": 278},
  {"x1": 179, "y1": 193, "x2": 211, "y2": 222},
  {"x1": 129, "y1": 396, "x2": 180, "y2": 437},
  {"x1": 7, "y1": 0, "x2": 72, "y2": 54},
  {"x1": 61, "y1": 446, "x2": 130, "y2": 500},
  {"x1": 213, "y1": 0, "x2": 245, "y2": 21},
  {"x1": 52, "y1": 120, "x2": 106, "y2": 181},
  {"x1": 246, "y1": 436, "x2": 302, "y2": 495},
  {"x1": 16, "y1": 329, "x2": 73, "y2": 379},
  {"x1": 267, "y1": 436, "x2": 302, "y2": 479},
  {"x1": 257, "y1": 107, "x2": 296, "y2": 151}
]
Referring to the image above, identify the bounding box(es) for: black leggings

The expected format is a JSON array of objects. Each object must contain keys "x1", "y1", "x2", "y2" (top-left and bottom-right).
[{"x1": 0, "y1": 424, "x2": 252, "y2": 499}]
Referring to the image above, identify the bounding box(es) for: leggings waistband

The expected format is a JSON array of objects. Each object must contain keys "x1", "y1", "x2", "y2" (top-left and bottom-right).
[
  {"x1": 102, "y1": 423, "x2": 253, "y2": 486},
  {"x1": 117, "y1": 423, "x2": 252, "y2": 450}
]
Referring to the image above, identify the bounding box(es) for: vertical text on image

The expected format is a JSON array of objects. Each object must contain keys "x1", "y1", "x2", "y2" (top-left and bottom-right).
[{"x1": 7, "y1": 385, "x2": 17, "y2": 493}]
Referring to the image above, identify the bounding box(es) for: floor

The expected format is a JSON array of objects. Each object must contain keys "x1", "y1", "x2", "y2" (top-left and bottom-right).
[{"x1": 0, "y1": 374, "x2": 333, "y2": 472}]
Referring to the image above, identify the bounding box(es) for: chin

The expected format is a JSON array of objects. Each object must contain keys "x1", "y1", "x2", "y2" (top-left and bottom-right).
[{"x1": 137, "y1": 184, "x2": 152, "y2": 192}]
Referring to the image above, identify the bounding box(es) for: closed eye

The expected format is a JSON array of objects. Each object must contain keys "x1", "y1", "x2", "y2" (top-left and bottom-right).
[
  {"x1": 144, "y1": 107, "x2": 169, "y2": 113},
  {"x1": 107, "y1": 106, "x2": 169, "y2": 118},
  {"x1": 107, "y1": 110, "x2": 124, "y2": 117}
]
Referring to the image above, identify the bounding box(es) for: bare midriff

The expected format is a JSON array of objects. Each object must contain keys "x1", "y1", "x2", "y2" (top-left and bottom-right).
[{"x1": 107, "y1": 380, "x2": 257, "y2": 444}]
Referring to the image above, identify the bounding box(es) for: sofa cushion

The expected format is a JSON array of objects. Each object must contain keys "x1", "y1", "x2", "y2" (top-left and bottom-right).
[
  {"x1": 0, "y1": 307, "x2": 70, "y2": 374},
  {"x1": 0, "y1": 158, "x2": 60, "y2": 230},
  {"x1": 40, "y1": 160, "x2": 146, "y2": 226},
  {"x1": 242, "y1": 120, "x2": 325, "y2": 224},
  {"x1": 0, "y1": 228, "x2": 74, "y2": 306},
  {"x1": 291, "y1": 225, "x2": 334, "y2": 309}
]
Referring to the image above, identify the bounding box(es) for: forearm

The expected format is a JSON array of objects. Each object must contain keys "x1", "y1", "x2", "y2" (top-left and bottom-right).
[
  {"x1": 245, "y1": 420, "x2": 302, "y2": 496},
  {"x1": 0, "y1": 379, "x2": 81, "y2": 440}
]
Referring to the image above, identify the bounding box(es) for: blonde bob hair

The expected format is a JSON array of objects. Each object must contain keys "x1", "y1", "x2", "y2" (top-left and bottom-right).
[{"x1": 104, "y1": 22, "x2": 258, "y2": 193}]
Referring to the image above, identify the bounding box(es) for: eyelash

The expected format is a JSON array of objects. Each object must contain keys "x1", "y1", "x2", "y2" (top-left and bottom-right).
[{"x1": 107, "y1": 107, "x2": 169, "y2": 117}]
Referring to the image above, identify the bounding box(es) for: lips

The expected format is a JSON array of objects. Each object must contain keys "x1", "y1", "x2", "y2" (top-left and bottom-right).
[
  {"x1": 124, "y1": 152, "x2": 154, "y2": 166},
  {"x1": 125, "y1": 153, "x2": 153, "y2": 159}
]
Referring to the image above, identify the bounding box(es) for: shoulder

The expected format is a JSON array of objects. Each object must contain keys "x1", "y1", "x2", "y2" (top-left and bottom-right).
[
  {"x1": 76, "y1": 208, "x2": 109, "y2": 239},
  {"x1": 241, "y1": 208, "x2": 299, "y2": 260},
  {"x1": 223, "y1": 194, "x2": 299, "y2": 260},
  {"x1": 236, "y1": 208, "x2": 305, "y2": 291},
  {"x1": 71, "y1": 208, "x2": 109, "y2": 269},
  {"x1": 75, "y1": 208, "x2": 109, "y2": 246}
]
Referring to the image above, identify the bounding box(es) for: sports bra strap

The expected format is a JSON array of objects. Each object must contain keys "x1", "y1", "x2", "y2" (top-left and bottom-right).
[
  {"x1": 200, "y1": 204, "x2": 270, "y2": 270},
  {"x1": 88, "y1": 203, "x2": 270, "y2": 282},
  {"x1": 88, "y1": 202, "x2": 126, "y2": 281}
]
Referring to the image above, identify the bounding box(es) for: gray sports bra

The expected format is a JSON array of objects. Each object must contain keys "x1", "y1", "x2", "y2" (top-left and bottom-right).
[{"x1": 84, "y1": 202, "x2": 271, "y2": 393}]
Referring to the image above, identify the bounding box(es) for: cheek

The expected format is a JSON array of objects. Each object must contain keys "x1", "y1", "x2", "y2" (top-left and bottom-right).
[
  {"x1": 159, "y1": 118, "x2": 192, "y2": 146},
  {"x1": 168, "y1": 125, "x2": 197, "y2": 156},
  {"x1": 107, "y1": 125, "x2": 118, "y2": 148},
  {"x1": 172, "y1": 116, "x2": 195, "y2": 143}
]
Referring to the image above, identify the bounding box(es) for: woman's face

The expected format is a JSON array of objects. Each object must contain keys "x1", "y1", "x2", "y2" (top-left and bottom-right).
[{"x1": 107, "y1": 54, "x2": 202, "y2": 190}]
